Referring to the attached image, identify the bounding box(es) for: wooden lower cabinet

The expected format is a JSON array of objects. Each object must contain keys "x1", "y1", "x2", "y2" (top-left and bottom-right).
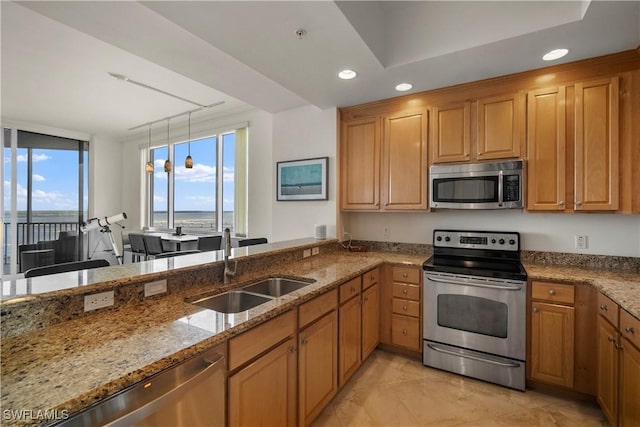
[
  {"x1": 298, "y1": 310, "x2": 338, "y2": 426},
  {"x1": 619, "y1": 337, "x2": 640, "y2": 426},
  {"x1": 229, "y1": 337, "x2": 297, "y2": 427},
  {"x1": 598, "y1": 315, "x2": 619, "y2": 425},
  {"x1": 391, "y1": 314, "x2": 420, "y2": 350},
  {"x1": 530, "y1": 301, "x2": 575, "y2": 387},
  {"x1": 362, "y1": 282, "x2": 380, "y2": 360},
  {"x1": 339, "y1": 293, "x2": 362, "y2": 386}
]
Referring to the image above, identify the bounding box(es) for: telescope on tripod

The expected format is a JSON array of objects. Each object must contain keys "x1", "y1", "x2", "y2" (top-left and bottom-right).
[{"x1": 81, "y1": 212, "x2": 127, "y2": 264}]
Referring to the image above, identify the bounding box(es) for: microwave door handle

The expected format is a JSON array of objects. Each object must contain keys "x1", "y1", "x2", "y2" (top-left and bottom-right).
[{"x1": 497, "y1": 170, "x2": 504, "y2": 207}]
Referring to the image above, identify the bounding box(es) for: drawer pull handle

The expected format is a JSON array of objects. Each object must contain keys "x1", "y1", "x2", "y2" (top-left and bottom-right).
[
  {"x1": 549, "y1": 289, "x2": 556, "y2": 296},
  {"x1": 402, "y1": 329, "x2": 408, "y2": 336},
  {"x1": 600, "y1": 304, "x2": 608, "y2": 311},
  {"x1": 301, "y1": 338, "x2": 308, "y2": 345},
  {"x1": 364, "y1": 297, "x2": 369, "y2": 302},
  {"x1": 402, "y1": 305, "x2": 408, "y2": 311},
  {"x1": 608, "y1": 336, "x2": 616, "y2": 344},
  {"x1": 402, "y1": 273, "x2": 408, "y2": 278},
  {"x1": 289, "y1": 346, "x2": 297, "y2": 353},
  {"x1": 625, "y1": 327, "x2": 636, "y2": 334},
  {"x1": 616, "y1": 343, "x2": 624, "y2": 350},
  {"x1": 402, "y1": 289, "x2": 408, "y2": 295}
]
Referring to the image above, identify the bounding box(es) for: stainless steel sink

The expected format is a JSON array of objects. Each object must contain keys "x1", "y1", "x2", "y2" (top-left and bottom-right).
[
  {"x1": 191, "y1": 291, "x2": 272, "y2": 313},
  {"x1": 242, "y1": 277, "x2": 312, "y2": 297}
]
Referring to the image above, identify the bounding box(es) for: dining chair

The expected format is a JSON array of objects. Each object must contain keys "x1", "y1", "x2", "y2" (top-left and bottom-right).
[
  {"x1": 142, "y1": 234, "x2": 167, "y2": 259},
  {"x1": 197, "y1": 235, "x2": 222, "y2": 252},
  {"x1": 237, "y1": 238, "x2": 268, "y2": 247},
  {"x1": 24, "y1": 259, "x2": 110, "y2": 278},
  {"x1": 128, "y1": 233, "x2": 147, "y2": 262}
]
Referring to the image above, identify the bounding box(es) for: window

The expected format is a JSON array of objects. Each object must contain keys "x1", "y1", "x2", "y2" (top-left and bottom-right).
[{"x1": 147, "y1": 127, "x2": 246, "y2": 234}]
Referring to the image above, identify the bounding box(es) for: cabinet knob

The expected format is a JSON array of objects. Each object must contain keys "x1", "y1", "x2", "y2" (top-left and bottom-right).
[
  {"x1": 289, "y1": 346, "x2": 297, "y2": 353},
  {"x1": 616, "y1": 343, "x2": 624, "y2": 350},
  {"x1": 301, "y1": 338, "x2": 308, "y2": 345},
  {"x1": 375, "y1": 203, "x2": 379, "y2": 207},
  {"x1": 402, "y1": 329, "x2": 408, "y2": 336},
  {"x1": 533, "y1": 307, "x2": 538, "y2": 313},
  {"x1": 559, "y1": 200, "x2": 564, "y2": 206},
  {"x1": 549, "y1": 289, "x2": 556, "y2": 296},
  {"x1": 465, "y1": 153, "x2": 469, "y2": 158},
  {"x1": 402, "y1": 273, "x2": 408, "y2": 278},
  {"x1": 625, "y1": 326, "x2": 636, "y2": 334},
  {"x1": 384, "y1": 202, "x2": 389, "y2": 206},
  {"x1": 607, "y1": 336, "x2": 616, "y2": 343},
  {"x1": 364, "y1": 296, "x2": 369, "y2": 302},
  {"x1": 402, "y1": 289, "x2": 408, "y2": 295},
  {"x1": 600, "y1": 304, "x2": 608, "y2": 311},
  {"x1": 402, "y1": 305, "x2": 408, "y2": 311},
  {"x1": 576, "y1": 201, "x2": 583, "y2": 207}
]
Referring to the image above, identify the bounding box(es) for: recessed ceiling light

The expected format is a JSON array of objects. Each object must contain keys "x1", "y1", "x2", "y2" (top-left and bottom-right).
[
  {"x1": 338, "y1": 69, "x2": 357, "y2": 80},
  {"x1": 395, "y1": 83, "x2": 413, "y2": 92},
  {"x1": 542, "y1": 48, "x2": 569, "y2": 61}
]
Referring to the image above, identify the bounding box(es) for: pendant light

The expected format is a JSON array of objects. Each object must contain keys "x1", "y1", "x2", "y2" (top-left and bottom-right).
[
  {"x1": 185, "y1": 112, "x2": 193, "y2": 168},
  {"x1": 145, "y1": 124, "x2": 153, "y2": 174},
  {"x1": 164, "y1": 119, "x2": 172, "y2": 173}
]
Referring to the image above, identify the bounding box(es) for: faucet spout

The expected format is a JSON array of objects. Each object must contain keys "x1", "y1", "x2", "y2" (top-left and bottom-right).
[{"x1": 223, "y1": 228, "x2": 236, "y2": 284}]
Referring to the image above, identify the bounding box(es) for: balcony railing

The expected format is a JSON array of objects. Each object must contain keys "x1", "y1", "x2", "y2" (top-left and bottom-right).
[{"x1": 3, "y1": 222, "x2": 80, "y2": 265}]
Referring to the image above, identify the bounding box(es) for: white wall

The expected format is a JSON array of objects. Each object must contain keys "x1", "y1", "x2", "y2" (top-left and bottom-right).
[
  {"x1": 118, "y1": 108, "x2": 274, "y2": 238},
  {"x1": 271, "y1": 106, "x2": 337, "y2": 241},
  {"x1": 343, "y1": 211, "x2": 640, "y2": 257}
]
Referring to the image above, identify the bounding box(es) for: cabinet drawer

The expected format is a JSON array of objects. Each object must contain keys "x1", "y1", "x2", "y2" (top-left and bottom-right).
[
  {"x1": 339, "y1": 277, "x2": 362, "y2": 303},
  {"x1": 392, "y1": 298, "x2": 420, "y2": 317},
  {"x1": 229, "y1": 310, "x2": 296, "y2": 371},
  {"x1": 392, "y1": 266, "x2": 420, "y2": 284},
  {"x1": 362, "y1": 268, "x2": 380, "y2": 290},
  {"x1": 391, "y1": 315, "x2": 420, "y2": 351},
  {"x1": 392, "y1": 283, "x2": 420, "y2": 301},
  {"x1": 597, "y1": 293, "x2": 619, "y2": 327},
  {"x1": 299, "y1": 289, "x2": 338, "y2": 329},
  {"x1": 532, "y1": 281, "x2": 574, "y2": 305},
  {"x1": 620, "y1": 309, "x2": 640, "y2": 350}
]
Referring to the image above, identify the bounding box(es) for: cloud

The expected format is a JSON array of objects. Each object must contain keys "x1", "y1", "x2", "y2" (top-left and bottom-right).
[
  {"x1": 32, "y1": 153, "x2": 51, "y2": 162},
  {"x1": 174, "y1": 163, "x2": 216, "y2": 183},
  {"x1": 153, "y1": 195, "x2": 166, "y2": 204},
  {"x1": 4, "y1": 153, "x2": 51, "y2": 163},
  {"x1": 32, "y1": 174, "x2": 46, "y2": 182}
]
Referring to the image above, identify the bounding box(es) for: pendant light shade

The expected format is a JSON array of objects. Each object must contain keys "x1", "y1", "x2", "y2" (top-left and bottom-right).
[
  {"x1": 164, "y1": 119, "x2": 172, "y2": 173},
  {"x1": 145, "y1": 124, "x2": 153, "y2": 174},
  {"x1": 185, "y1": 112, "x2": 193, "y2": 168}
]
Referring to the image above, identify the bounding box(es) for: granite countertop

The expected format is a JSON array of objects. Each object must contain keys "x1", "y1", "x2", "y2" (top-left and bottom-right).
[
  {"x1": 1, "y1": 247, "x2": 637, "y2": 427},
  {"x1": 0, "y1": 251, "x2": 427, "y2": 426}
]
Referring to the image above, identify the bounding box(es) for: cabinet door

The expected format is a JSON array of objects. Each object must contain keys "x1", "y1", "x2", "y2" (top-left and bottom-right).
[
  {"x1": 527, "y1": 86, "x2": 566, "y2": 211},
  {"x1": 575, "y1": 77, "x2": 620, "y2": 211},
  {"x1": 362, "y1": 282, "x2": 380, "y2": 360},
  {"x1": 229, "y1": 337, "x2": 297, "y2": 427},
  {"x1": 430, "y1": 101, "x2": 471, "y2": 163},
  {"x1": 339, "y1": 295, "x2": 362, "y2": 386},
  {"x1": 381, "y1": 111, "x2": 428, "y2": 210},
  {"x1": 620, "y1": 339, "x2": 640, "y2": 427},
  {"x1": 477, "y1": 92, "x2": 524, "y2": 160},
  {"x1": 299, "y1": 311, "x2": 338, "y2": 426},
  {"x1": 530, "y1": 302, "x2": 574, "y2": 387},
  {"x1": 341, "y1": 117, "x2": 381, "y2": 210},
  {"x1": 597, "y1": 316, "x2": 619, "y2": 427}
]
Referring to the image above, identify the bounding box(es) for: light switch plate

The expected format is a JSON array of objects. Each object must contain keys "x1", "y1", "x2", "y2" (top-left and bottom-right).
[
  {"x1": 575, "y1": 235, "x2": 588, "y2": 250},
  {"x1": 303, "y1": 249, "x2": 311, "y2": 258},
  {"x1": 312, "y1": 247, "x2": 319, "y2": 256}
]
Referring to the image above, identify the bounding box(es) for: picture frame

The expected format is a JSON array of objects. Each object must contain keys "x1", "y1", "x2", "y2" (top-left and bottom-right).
[{"x1": 277, "y1": 157, "x2": 328, "y2": 201}]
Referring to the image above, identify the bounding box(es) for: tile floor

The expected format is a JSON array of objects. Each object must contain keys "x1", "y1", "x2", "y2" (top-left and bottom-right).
[{"x1": 312, "y1": 350, "x2": 608, "y2": 427}]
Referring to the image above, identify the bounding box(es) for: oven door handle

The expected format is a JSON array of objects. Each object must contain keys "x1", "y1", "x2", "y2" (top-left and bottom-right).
[
  {"x1": 425, "y1": 275, "x2": 522, "y2": 290},
  {"x1": 427, "y1": 343, "x2": 521, "y2": 368}
]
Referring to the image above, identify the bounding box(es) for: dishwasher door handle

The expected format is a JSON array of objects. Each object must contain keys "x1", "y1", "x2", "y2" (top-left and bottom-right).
[{"x1": 107, "y1": 353, "x2": 225, "y2": 427}]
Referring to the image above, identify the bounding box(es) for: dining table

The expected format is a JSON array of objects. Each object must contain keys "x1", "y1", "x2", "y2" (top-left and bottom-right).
[{"x1": 147, "y1": 232, "x2": 199, "y2": 252}]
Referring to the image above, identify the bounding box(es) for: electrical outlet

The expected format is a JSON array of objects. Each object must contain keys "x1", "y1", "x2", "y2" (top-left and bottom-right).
[
  {"x1": 311, "y1": 247, "x2": 320, "y2": 256},
  {"x1": 84, "y1": 291, "x2": 114, "y2": 312},
  {"x1": 575, "y1": 235, "x2": 588, "y2": 250},
  {"x1": 144, "y1": 279, "x2": 167, "y2": 297},
  {"x1": 383, "y1": 227, "x2": 391, "y2": 241},
  {"x1": 303, "y1": 249, "x2": 311, "y2": 258}
]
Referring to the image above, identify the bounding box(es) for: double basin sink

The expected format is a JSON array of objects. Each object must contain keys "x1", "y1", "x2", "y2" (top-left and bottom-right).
[{"x1": 190, "y1": 277, "x2": 313, "y2": 314}]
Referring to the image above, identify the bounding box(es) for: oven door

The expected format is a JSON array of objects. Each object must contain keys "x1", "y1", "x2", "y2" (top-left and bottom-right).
[{"x1": 423, "y1": 271, "x2": 526, "y2": 361}]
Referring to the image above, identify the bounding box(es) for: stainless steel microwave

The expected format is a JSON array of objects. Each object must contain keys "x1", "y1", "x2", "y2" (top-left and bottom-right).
[{"x1": 429, "y1": 160, "x2": 524, "y2": 209}]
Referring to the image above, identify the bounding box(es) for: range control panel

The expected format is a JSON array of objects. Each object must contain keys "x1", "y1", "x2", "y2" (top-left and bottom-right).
[{"x1": 433, "y1": 230, "x2": 520, "y2": 251}]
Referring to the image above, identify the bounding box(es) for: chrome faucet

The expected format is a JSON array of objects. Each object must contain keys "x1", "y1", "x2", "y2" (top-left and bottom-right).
[{"x1": 223, "y1": 228, "x2": 237, "y2": 283}]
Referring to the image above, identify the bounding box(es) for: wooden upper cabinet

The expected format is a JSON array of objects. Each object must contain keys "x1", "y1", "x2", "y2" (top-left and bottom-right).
[
  {"x1": 477, "y1": 92, "x2": 524, "y2": 160},
  {"x1": 341, "y1": 117, "x2": 381, "y2": 210},
  {"x1": 574, "y1": 77, "x2": 620, "y2": 211},
  {"x1": 527, "y1": 86, "x2": 567, "y2": 211},
  {"x1": 381, "y1": 111, "x2": 428, "y2": 210},
  {"x1": 430, "y1": 101, "x2": 471, "y2": 163}
]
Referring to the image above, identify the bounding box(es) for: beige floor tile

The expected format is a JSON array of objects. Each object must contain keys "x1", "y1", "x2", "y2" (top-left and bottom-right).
[{"x1": 312, "y1": 350, "x2": 609, "y2": 427}]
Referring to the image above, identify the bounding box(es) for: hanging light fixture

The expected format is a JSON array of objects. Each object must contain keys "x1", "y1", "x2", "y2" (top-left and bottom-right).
[
  {"x1": 145, "y1": 124, "x2": 154, "y2": 174},
  {"x1": 185, "y1": 112, "x2": 193, "y2": 169},
  {"x1": 164, "y1": 119, "x2": 172, "y2": 173}
]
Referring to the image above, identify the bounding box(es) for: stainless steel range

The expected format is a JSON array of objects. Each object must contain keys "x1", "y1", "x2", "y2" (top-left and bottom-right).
[{"x1": 423, "y1": 230, "x2": 527, "y2": 390}]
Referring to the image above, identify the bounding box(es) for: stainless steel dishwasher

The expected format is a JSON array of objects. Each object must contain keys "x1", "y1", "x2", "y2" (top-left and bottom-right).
[{"x1": 56, "y1": 344, "x2": 226, "y2": 427}]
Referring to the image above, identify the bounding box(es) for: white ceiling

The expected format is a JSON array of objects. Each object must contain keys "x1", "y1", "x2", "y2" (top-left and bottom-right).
[{"x1": 2, "y1": 1, "x2": 639, "y2": 139}]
